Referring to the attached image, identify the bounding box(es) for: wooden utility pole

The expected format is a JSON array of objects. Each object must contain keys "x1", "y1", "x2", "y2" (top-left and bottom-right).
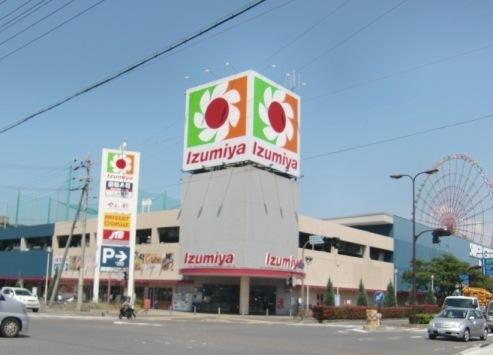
[
  {"x1": 48, "y1": 159, "x2": 89, "y2": 306},
  {"x1": 76, "y1": 156, "x2": 91, "y2": 311}
]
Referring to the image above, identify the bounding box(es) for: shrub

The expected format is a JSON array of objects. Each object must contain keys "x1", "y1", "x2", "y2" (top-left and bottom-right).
[
  {"x1": 324, "y1": 278, "x2": 335, "y2": 306},
  {"x1": 311, "y1": 305, "x2": 440, "y2": 322},
  {"x1": 412, "y1": 313, "x2": 434, "y2": 324},
  {"x1": 383, "y1": 281, "x2": 396, "y2": 307},
  {"x1": 357, "y1": 279, "x2": 368, "y2": 306}
]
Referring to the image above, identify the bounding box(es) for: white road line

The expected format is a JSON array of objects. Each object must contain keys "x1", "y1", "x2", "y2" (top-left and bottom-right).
[
  {"x1": 337, "y1": 330, "x2": 349, "y2": 334},
  {"x1": 410, "y1": 335, "x2": 422, "y2": 339},
  {"x1": 387, "y1": 336, "x2": 401, "y2": 340},
  {"x1": 357, "y1": 337, "x2": 374, "y2": 341},
  {"x1": 113, "y1": 321, "x2": 162, "y2": 327},
  {"x1": 350, "y1": 328, "x2": 368, "y2": 333}
]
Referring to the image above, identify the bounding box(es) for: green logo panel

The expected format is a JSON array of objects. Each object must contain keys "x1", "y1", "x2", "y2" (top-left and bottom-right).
[
  {"x1": 186, "y1": 85, "x2": 214, "y2": 148},
  {"x1": 253, "y1": 77, "x2": 277, "y2": 144}
]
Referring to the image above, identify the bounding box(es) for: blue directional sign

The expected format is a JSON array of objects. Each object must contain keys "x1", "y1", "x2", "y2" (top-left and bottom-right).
[
  {"x1": 100, "y1": 245, "x2": 130, "y2": 270},
  {"x1": 483, "y1": 258, "x2": 493, "y2": 276},
  {"x1": 459, "y1": 273, "x2": 469, "y2": 286},
  {"x1": 374, "y1": 290, "x2": 384, "y2": 306}
]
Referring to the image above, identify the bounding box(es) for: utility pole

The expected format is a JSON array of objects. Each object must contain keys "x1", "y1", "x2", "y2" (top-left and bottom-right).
[
  {"x1": 49, "y1": 160, "x2": 86, "y2": 306},
  {"x1": 76, "y1": 156, "x2": 91, "y2": 311}
]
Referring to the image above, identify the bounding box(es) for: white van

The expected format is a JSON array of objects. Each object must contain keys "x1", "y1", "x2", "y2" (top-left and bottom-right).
[
  {"x1": 443, "y1": 296, "x2": 480, "y2": 310},
  {"x1": 1, "y1": 287, "x2": 40, "y2": 312}
]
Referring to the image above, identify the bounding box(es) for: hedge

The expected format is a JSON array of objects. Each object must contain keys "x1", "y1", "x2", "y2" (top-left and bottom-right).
[{"x1": 312, "y1": 305, "x2": 440, "y2": 322}]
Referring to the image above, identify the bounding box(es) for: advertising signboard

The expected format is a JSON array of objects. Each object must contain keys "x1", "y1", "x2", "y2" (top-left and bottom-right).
[
  {"x1": 183, "y1": 70, "x2": 300, "y2": 177},
  {"x1": 100, "y1": 245, "x2": 130, "y2": 270},
  {"x1": 93, "y1": 148, "x2": 140, "y2": 303},
  {"x1": 483, "y1": 258, "x2": 493, "y2": 276}
]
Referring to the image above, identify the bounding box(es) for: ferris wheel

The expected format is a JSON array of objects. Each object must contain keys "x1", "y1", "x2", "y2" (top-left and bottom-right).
[{"x1": 415, "y1": 154, "x2": 493, "y2": 249}]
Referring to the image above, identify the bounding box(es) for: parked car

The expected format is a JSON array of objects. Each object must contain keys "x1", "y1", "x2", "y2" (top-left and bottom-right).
[
  {"x1": 428, "y1": 307, "x2": 488, "y2": 341},
  {"x1": 443, "y1": 296, "x2": 480, "y2": 310},
  {"x1": 486, "y1": 301, "x2": 493, "y2": 332},
  {"x1": 1, "y1": 287, "x2": 40, "y2": 312},
  {"x1": 0, "y1": 293, "x2": 29, "y2": 337}
]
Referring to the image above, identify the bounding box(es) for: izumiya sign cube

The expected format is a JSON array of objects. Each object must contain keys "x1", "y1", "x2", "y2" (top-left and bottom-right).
[{"x1": 183, "y1": 70, "x2": 300, "y2": 177}]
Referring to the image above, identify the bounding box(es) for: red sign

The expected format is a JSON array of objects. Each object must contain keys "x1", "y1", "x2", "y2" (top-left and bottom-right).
[
  {"x1": 103, "y1": 229, "x2": 130, "y2": 244},
  {"x1": 184, "y1": 252, "x2": 235, "y2": 267}
]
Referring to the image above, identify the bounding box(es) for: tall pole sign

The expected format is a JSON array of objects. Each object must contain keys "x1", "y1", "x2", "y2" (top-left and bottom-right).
[{"x1": 93, "y1": 146, "x2": 140, "y2": 303}]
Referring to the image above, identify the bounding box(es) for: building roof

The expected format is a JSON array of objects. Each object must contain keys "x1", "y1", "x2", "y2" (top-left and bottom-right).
[{"x1": 324, "y1": 212, "x2": 394, "y2": 226}]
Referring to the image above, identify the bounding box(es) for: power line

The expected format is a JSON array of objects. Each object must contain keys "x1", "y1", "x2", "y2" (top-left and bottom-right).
[
  {"x1": 302, "y1": 112, "x2": 493, "y2": 162},
  {"x1": 0, "y1": 0, "x2": 76, "y2": 49},
  {"x1": 305, "y1": 42, "x2": 493, "y2": 102},
  {"x1": 0, "y1": 0, "x2": 104, "y2": 62},
  {"x1": 297, "y1": 0, "x2": 409, "y2": 72},
  {"x1": 255, "y1": 0, "x2": 351, "y2": 69},
  {"x1": 0, "y1": 184, "x2": 79, "y2": 191},
  {"x1": 0, "y1": 0, "x2": 268, "y2": 135},
  {"x1": 0, "y1": 0, "x2": 33, "y2": 23},
  {"x1": 0, "y1": 0, "x2": 54, "y2": 34},
  {"x1": 0, "y1": 162, "x2": 65, "y2": 170}
]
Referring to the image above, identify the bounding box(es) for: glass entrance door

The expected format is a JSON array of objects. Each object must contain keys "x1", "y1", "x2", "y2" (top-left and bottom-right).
[{"x1": 249, "y1": 285, "x2": 276, "y2": 315}]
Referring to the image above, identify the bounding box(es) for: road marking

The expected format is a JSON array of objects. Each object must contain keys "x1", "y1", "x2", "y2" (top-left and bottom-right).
[
  {"x1": 351, "y1": 328, "x2": 368, "y2": 333},
  {"x1": 410, "y1": 335, "x2": 422, "y2": 339},
  {"x1": 337, "y1": 330, "x2": 349, "y2": 334},
  {"x1": 357, "y1": 337, "x2": 374, "y2": 341},
  {"x1": 387, "y1": 336, "x2": 401, "y2": 340},
  {"x1": 113, "y1": 321, "x2": 162, "y2": 327}
]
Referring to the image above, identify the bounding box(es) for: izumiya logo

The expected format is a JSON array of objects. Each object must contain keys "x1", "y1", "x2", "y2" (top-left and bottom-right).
[
  {"x1": 106, "y1": 152, "x2": 135, "y2": 175},
  {"x1": 186, "y1": 75, "x2": 247, "y2": 148},
  {"x1": 253, "y1": 77, "x2": 299, "y2": 153}
]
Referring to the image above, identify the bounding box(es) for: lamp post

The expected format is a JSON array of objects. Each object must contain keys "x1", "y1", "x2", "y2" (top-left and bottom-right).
[
  {"x1": 431, "y1": 274, "x2": 435, "y2": 301},
  {"x1": 390, "y1": 169, "x2": 439, "y2": 320},
  {"x1": 394, "y1": 268, "x2": 398, "y2": 305},
  {"x1": 44, "y1": 246, "x2": 52, "y2": 305}
]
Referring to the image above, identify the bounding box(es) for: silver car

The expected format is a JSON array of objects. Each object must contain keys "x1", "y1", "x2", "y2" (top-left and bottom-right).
[
  {"x1": 428, "y1": 307, "x2": 488, "y2": 341},
  {"x1": 487, "y1": 301, "x2": 493, "y2": 332},
  {"x1": 0, "y1": 293, "x2": 29, "y2": 337}
]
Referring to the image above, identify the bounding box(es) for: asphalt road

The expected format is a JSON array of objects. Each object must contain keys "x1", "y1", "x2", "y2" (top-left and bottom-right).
[{"x1": 1, "y1": 315, "x2": 491, "y2": 355}]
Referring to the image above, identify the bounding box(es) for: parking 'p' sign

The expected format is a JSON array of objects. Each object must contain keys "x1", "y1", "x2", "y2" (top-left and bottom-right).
[{"x1": 100, "y1": 246, "x2": 130, "y2": 270}]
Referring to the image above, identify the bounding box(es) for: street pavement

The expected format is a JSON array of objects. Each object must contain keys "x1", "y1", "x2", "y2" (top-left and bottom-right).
[{"x1": 1, "y1": 312, "x2": 492, "y2": 355}]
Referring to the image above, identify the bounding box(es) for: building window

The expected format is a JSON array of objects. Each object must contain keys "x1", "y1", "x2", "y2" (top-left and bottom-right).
[
  {"x1": 25, "y1": 236, "x2": 52, "y2": 250},
  {"x1": 369, "y1": 247, "x2": 393, "y2": 262},
  {"x1": 136, "y1": 229, "x2": 152, "y2": 244},
  {"x1": 158, "y1": 227, "x2": 179, "y2": 243},
  {"x1": 57, "y1": 234, "x2": 89, "y2": 248},
  {"x1": 0, "y1": 239, "x2": 20, "y2": 251},
  {"x1": 337, "y1": 240, "x2": 365, "y2": 258},
  {"x1": 298, "y1": 232, "x2": 329, "y2": 252}
]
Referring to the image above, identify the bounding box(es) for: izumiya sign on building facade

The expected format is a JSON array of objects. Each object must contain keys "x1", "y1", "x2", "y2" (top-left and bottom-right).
[{"x1": 183, "y1": 70, "x2": 300, "y2": 177}]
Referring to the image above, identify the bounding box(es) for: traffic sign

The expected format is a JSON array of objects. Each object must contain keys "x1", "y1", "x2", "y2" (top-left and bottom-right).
[
  {"x1": 309, "y1": 235, "x2": 325, "y2": 245},
  {"x1": 483, "y1": 258, "x2": 493, "y2": 276},
  {"x1": 100, "y1": 245, "x2": 130, "y2": 270},
  {"x1": 374, "y1": 290, "x2": 384, "y2": 306},
  {"x1": 459, "y1": 273, "x2": 469, "y2": 286}
]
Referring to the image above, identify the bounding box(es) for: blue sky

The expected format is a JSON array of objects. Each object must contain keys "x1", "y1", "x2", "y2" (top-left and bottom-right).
[{"x1": 1, "y1": 0, "x2": 493, "y2": 224}]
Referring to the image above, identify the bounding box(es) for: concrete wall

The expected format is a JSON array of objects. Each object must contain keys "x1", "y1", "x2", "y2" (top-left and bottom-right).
[
  {"x1": 299, "y1": 215, "x2": 394, "y2": 297},
  {"x1": 51, "y1": 210, "x2": 182, "y2": 283},
  {"x1": 179, "y1": 166, "x2": 299, "y2": 271}
]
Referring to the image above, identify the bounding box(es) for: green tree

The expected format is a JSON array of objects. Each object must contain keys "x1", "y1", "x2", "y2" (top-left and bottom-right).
[
  {"x1": 383, "y1": 281, "x2": 397, "y2": 307},
  {"x1": 357, "y1": 279, "x2": 368, "y2": 306},
  {"x1": 402, "y1": 254, "x2": 470, "y2": 304},
  {"x1": 324, "y1": 278, "x2": 335, "y2": 306}
]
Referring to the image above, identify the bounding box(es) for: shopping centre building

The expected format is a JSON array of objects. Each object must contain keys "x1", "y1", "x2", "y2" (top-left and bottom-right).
[{"x1": 0, "y1": 71, "x2": 485, "y2": 314}]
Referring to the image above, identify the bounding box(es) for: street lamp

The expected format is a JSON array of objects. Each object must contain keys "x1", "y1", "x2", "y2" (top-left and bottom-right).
[
  {"x1": 44, "y1": 246, "x2": 52, "y2": 305},
  {"x1": 394, "y1": 268, "x2": 398, "y2": 305},
  {"x1": 390, "y1": 168, "x2": 439, "y2": 321}
]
